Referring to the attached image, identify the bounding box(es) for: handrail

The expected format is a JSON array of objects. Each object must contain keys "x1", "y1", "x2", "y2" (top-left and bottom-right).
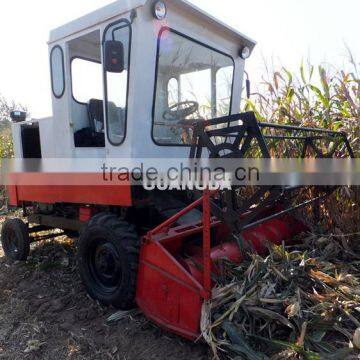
[{"x1": 257, "y1": 121, "x2": 346, "y2": 136}]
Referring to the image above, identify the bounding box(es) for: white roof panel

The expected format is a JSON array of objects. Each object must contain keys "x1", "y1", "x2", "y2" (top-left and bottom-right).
[
  {"x1": 167, "y1": 0, "x2": 256, "y2": 47},
  {"x1": 49, "y1": 0, "x2": 256, "y2": 47},
  {"x1": 49, "y1": 0, "x2": 146, "y2": 43}
]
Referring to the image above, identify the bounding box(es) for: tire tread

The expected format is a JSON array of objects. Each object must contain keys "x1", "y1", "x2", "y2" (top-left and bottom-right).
[{"x1": 78, "y1": 213, "x2": 140, "y2": 309}]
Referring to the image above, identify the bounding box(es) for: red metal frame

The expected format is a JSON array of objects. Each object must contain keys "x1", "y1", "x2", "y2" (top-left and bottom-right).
[
  {"x1": 147, "y1": 190, "x2": 213, "y2": 298},
  {"x1": 136, "y1": 190, "x2": 214, "y2": 339},
  {"x1": 202, "y1": 189, "x2": 212, "y2": 298},
  {"x1": 148, "y1": 196, "x2": 204, "y2": 236}
]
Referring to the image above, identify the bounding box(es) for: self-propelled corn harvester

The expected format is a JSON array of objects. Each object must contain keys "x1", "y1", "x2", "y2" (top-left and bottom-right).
[{"x1": 2, "y1": 0, "x2": 354, "y2": 339}]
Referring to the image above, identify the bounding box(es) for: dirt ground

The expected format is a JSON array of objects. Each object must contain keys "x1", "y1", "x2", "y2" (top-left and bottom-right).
[{"x1": 0, "y1": 215, "x2": 210, "y2": 360}]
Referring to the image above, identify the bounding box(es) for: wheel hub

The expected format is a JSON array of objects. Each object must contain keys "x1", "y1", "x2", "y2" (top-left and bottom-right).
[
  {"x1": 91, "y1": 242, "x2": 121, "y2": 288},
  {"x1": 6, "y1": 228, "x2": 19, "y2": 254}
]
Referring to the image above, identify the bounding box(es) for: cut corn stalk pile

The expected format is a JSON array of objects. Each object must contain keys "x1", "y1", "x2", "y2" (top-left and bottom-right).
[{"x1": 202, "y1": 233, "x2": 360, "y2": 359}]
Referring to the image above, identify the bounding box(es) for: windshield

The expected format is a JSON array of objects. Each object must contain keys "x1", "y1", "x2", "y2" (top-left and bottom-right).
[{"x1": 153, "y1": 28, "x2": 234, "y2": 146}]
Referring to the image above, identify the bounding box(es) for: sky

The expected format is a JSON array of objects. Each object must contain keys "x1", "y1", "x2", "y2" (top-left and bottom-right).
[{"x1": 0, "y1": 0, "x2": 359, "y2": 118}]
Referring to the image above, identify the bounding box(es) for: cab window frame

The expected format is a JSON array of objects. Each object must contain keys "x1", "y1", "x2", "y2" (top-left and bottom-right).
[
  {"x1": 151, "y1": 27, "x2": 236, "y2": 147},
  {"x1": 102, "y1": 18, "x2": 132, "y2": 147}
]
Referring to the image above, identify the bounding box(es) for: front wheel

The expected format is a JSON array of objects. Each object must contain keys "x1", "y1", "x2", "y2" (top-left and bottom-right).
[{"x1": 77, "y1": 213, "x2": 140, "y2": 309}]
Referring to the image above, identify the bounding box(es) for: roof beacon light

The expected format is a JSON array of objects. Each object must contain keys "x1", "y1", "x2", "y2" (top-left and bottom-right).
[
  {"x1": 240, "y1": 46, "x2": 251, "y2": 60},
  {"x1": 153, "y1": 1, "x2": 167, "y2": 20}
]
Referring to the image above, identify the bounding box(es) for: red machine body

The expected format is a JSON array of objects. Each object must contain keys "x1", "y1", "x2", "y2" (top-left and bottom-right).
[
  {"x1": 7, "y1": 173, "x2": 132, "y2": 207},
  {"x1": 7, "y1": 173, "x2": 307, "y2": 340}
]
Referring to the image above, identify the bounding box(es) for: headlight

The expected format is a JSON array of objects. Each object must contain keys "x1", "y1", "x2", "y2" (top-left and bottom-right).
[
  {"x1": 153, "y1": 1, "x2": 167, "y2": 20},
  {"x1": 240, "y1": 46, "x2": 251, "y2": 60}
]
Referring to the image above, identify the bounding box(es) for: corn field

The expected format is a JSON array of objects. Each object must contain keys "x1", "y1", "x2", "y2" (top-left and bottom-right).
[
  {"x1": 241, "y1": 58, "x2": 359, "y2": 237},
  {"x1": 0, "y1": 95, "x2": 22, "y2": 209},
  {"x1": 243, "y1": 56, "x2": 359, "y2": 157},
  {"x1": 0, "y1": 127, "x2": 13, "y2": 159},
  {"x1": 0, "y1": 94, "x2": 26, "y2": 159},
  {"x1": 203, "y1": 56, "x2": 360, "y2": 360}
]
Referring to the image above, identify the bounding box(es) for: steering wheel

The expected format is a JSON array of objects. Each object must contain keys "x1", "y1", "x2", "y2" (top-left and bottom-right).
[{"x1": 163, "y1": 101, "x2": 199, "y2": 121}]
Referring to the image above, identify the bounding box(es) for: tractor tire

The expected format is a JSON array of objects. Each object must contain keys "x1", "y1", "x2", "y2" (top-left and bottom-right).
[
  {"x1": 77, "y1": 213, "x2": 140, "y2": 309},
  {"x1": 1, "y1": 218, "x2": 30, "y2": 261}
]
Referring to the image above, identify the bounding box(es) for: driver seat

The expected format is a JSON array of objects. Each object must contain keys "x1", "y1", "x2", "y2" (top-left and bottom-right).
[
  {"x1": 74, "y1": 99, "x2": 105, "y2": 147},
  {"x1": 87, "y1": 99, "x2": 104, "y2": 133}
]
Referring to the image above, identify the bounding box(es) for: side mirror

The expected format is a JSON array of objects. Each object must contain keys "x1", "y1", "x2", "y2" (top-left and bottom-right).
[{"x1": 104, "y1": 40, "x2": 124, "y2": 73}]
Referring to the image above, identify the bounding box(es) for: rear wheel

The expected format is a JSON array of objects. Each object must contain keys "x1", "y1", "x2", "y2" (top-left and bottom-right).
[
  {"x1": 1, "y1": 218, "x2": 30, "y2": 261},
  {"x1": 77, "y1": 213, "x2": 140, "y2": 309}
]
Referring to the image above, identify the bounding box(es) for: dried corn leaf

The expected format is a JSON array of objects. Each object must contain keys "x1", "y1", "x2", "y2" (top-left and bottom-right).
[{"x1": 202, "y1": 234, "x2": 360, "y2": 359}]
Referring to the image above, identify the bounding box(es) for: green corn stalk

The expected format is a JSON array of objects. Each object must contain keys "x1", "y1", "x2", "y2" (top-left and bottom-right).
[{"x1": 243, "y1": 52, "x2": 359, "y2": 157}]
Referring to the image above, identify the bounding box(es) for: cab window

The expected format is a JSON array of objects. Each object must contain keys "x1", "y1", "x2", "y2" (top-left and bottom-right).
[
  {"x1": 50, "y1": 46, "x2": 65, "y2": 98},
  {"x1": 103, "y1": 20, "x2": 131, "y2": 146},
  {"x1": 153, "y1": 28, "x2": 234, "y2": 145},
  {"x1": 72, "y1": 58, "x2": 102, "y2": 104}
]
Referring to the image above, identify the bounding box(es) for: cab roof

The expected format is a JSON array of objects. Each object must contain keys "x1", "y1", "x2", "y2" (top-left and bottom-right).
[{"x1": 49, "y1": 0, "x2": 256, "y2": 48}]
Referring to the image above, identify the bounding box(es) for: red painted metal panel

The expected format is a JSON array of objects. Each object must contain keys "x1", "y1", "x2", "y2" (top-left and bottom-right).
[
  {"x1": 7, "y1": 173, "x2": 132, "y2": 206},
  {"x1": 7, "y1": 185, "x2": 18, "y2": 206},
  {"x1": 136, "y1": 239, "x2": 205, "y2": 340},
  {"x1": 79, "y1": 206, "x2": 97, "y2": 222},
  {"x1": 137, "y1": 264, "x2": 202, "y2": 340}
]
